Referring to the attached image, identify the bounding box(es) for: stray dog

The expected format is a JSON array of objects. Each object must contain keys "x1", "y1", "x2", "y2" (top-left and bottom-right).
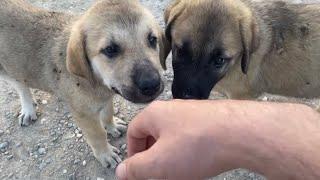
[
  {"x1": 162, "y1": 0, "x2": 320, "y2": 100},
  {"x1": 0, "y1": 0, "x2": 166, "y2": 168}
]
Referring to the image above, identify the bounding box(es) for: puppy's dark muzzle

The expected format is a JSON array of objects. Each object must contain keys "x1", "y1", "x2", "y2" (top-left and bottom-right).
[
  {"x1": 136, "y1": 72, "x2": 161, "y2": 96},
  {"x1": 172, "y1": 82, "x2": 211, "y2": 100},
  {"x1": 173, "y1": 91, "x2": 209, "y2": 100},
  {"x1": 133, "y1": 60, "x2": 162, "y2": 97}
]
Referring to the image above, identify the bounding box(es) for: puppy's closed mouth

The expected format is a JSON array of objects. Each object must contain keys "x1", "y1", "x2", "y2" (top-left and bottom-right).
[{"x1": 119, "y1": 82, "x2": 164, "y2": 104}]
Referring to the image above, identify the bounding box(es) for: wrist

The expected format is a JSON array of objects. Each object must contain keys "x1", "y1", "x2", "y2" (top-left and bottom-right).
[
  {"x1": 225, "y1": 103, "x2": 320, "y2": 179},
  {"x1": 205, "y1": 101, "x2": 320, "y2": 179}
]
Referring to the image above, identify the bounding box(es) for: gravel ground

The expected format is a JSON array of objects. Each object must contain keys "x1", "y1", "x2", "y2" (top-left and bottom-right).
[{"x1": 0, "y1": 0, "x2": 319, "y2": 179}]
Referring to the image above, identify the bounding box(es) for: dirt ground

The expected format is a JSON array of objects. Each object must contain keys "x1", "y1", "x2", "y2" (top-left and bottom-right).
[{"x1": 0, "y1": 0, "x2": 319, "y2": 180}]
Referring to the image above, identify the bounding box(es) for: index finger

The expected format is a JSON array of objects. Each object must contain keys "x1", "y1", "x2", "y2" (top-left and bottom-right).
[{"x1": 127, "y1": 110, "x2": 160, "y2": 157}]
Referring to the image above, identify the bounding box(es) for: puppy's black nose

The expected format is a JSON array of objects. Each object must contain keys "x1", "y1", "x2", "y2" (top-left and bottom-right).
[
  {"x1": 172, "y1": 85, "x2": 203, "y2": 100},
  {"x1": 135, "y1": 72, "x2": 160, "y2": 96},
  {"x1": 133, "y1": 61, "x2": 161, "y2": 96}
]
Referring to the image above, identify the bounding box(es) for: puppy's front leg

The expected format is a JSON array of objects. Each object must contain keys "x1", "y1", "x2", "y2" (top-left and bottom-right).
[
  {"x1": 0, "y1": 74, "x2": 37, "y2": 126},
  {"x1": 100, "y1": 102, "x2": 127, "y2": 138},
  {"x1": 73, "y1": 113, "x2": 121, "y2": 168}
]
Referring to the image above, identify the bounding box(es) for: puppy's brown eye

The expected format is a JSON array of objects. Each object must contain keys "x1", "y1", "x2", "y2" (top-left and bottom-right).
[
  {"x1": 213, "y1": 57, "x2": 227, "y2": 68},
  {"x1": 148, "y1": 33, "x2": 157, "y2": 49},
  {"x1": 101, "y1": 43, "x2": 120, "y2": 59}
]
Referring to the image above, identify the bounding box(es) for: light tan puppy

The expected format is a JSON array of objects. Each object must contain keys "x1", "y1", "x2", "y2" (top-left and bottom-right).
[
  {"x1": 0, "y1": 0, "x2": 166, "y2": 168},
  {"x1": 162, "y1": 0, "x2": 320, "y2": 100}
]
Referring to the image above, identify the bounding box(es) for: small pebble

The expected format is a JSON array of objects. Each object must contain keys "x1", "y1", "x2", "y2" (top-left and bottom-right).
[
  {"x1": 0, "y1": 141, "x2": 9, "y2": 149},
  {"x1": 69, "y1": 173, "x2": 76, "y2": 180},
  {"x1": 6, "y1": 155, "x2": 13, "y2": 160},
  {"x1": 5, "y1": 112, "x2": 10, "y2": 116},
  {"x1": 120, "y1": 144, "x2": 127, "y2": 151},
  {"x1": 41, "y1": 118, "x2": 47, "y2": 124},
  {"x1": 262, "y1": 96, "x2": 268, "y2": 101},
  {"x1": 39, "y1": 162, "x2": 46, "y2": 170},
  {"x1": 76, "y1": 133, "x2": 83, "y2": 138},
  {"x1": 67, "y1": 123, "x2": 73, "y2": 128},
  {"x1": 41, "y1": 100, "x2": 48, "y2": 105},
  {"x1": 45, "y1": 158, "x2": 52, "y2": 164},
  {"x1": 249, "y1": 173, "x2": 256, "y2": 178},
  {"x1": 82, "y1": 160, "x2": 87, "y2": 166},
  {"x1": 63, "y1": 169, "x2": 67, "y2": 174},
  {"x1": 97, "y1": 178, "x2": 104, "y2": 180},
  {"x1": 67, "y1": 114, "x2": 72, "y2": 119},
  {"x1": 8, "y1": 173, "x2": 14, "y2": 178},
  {"x1": 74, "y1": 159, "x2": 80, "y2": 164},
  {"x1": 16, "y1": 142, "x2": 22, "y2": 148},
  {"x1": 52, "y1": 137, "x2": 59, "y2": 143},
  {"x1": 68, "y1": 144, "x2": 74, "y2": 149},
  {"x1": 38, "y1": 148, "x2": 46, "y2": 155}
]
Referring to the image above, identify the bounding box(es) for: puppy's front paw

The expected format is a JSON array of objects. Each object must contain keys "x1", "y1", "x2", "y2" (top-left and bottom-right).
[
  {"x1": 94, "y1": 144, "x2": 122, "y2": 169},
  {"x1": 18, "y1": 106, "x2": 37, "y2": 126},
  {"x1": 106, "y1": 117, "x2": 128, "y2": 138}
]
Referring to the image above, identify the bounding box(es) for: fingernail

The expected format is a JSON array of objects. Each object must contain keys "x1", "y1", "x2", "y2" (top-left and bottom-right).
[{"x1": 116, "y1": 163, "x2": 127, "y2": 180}]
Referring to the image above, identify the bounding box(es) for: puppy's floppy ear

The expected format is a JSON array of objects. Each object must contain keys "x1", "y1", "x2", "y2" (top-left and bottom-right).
[
  {"x1": 160, "y1": 0, "x2": 185, "y2": 70},
  {"x1": 239, "y1": 17, "x2": 260, "y2": 74},
  {"x1": 164, "y1": 0, "x2": 184, "y2": 42},
  {"x1": 67, "y1": 23, "x2": 95, "y2": 84},
  {"x1": 159, "y1": 32, "x2": 171, "y2": 70}
]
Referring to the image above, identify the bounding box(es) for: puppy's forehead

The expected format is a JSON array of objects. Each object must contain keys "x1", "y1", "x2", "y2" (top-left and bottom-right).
[
  {"x1": 99, "y1": 14, "x2": 159, "y2": 38},
  {"x1": 172, "y1": 1, "x2": 240, "y2": 53},
  {"x1": 96, "y1": 20, "x2": 158, "y2": 49},
  {"x1": 86, "y1": 1, "x2": 160, "y2": 48},
  {"x1": 90, "y1": 1, "x2": 158, "y2": 29}
]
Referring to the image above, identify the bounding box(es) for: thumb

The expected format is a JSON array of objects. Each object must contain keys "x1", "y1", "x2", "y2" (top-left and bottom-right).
[{"x1": 116, "y1": 148, "x2": 165, "y2": 180}]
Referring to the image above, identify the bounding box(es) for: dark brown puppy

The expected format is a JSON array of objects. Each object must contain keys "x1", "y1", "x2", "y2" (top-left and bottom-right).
[{"x1": 162, "y1": 0, "x2": 320, "y2": 100}]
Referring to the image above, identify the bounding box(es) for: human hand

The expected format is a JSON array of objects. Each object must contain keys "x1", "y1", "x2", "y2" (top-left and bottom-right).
[{"x1": 116, "y1": 100, "x2": 320, "y2": 180}]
